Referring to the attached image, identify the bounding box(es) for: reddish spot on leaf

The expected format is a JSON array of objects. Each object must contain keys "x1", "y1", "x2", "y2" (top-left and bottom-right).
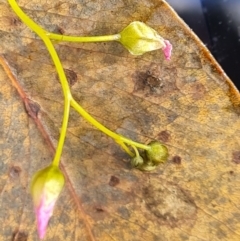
[
  {"x1": 158, "y1": 130, "x2": 170, "y2": 142},
  {"x1": 24, "y1": 99, "x2": 40, "y2": 119},
  {"x1": 10, "y1": 17, "x2": 22, "y2": 27},
  {"x1": 172, "y1": 156, "x2": 182, "y2": 165},
  {"x1": 133, "y1": 70, "x2": 163, "y2": 95},
  {"x1": 109, "y1": 175, "x2": 120, "y2": 187},
  {"x1": 95, "y1": 206, "x2": 104, "y2": 212},
  {"x1": 191, "y1": 83, "x2": 207, "y2": 100},
  {"x1": 12, "y1": 231, "x2": 28, "y2": 241},
  {"x1": 232, "y1": 151, "x2": 240, "y2": 164},
  {"x1": 9, "y1": 166, "x2": 21, "y2": 179},
  {"x1": 65, "y1": 69, "x2": 78, "y2": 87},
  {"x1": 56, "y1": 26, "x2": 65, "y2": 35}
]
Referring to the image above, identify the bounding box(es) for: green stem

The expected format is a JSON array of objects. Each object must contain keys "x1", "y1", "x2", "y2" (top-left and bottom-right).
[
  {"x1": 47, "y1": 32, "x2": 120, "y2": 43},
  {"x1": 115, "y1": 140, "x2": 134, "y2": 157},
  {"x1": 132, "y1": 145, "x2": 140, "y2": 157},
  {"x1": 51, "y1": 99, "x2": 70, "y2": 167},
  {"x1": 8, "y1": 0, "x2": 151, "y2": 160},
  {"x1": 8, "y1": 0, "x2": 47, "y2": 38},
  {"x1": 8, "y1": 0, "x2": 70, "y2": 167},
  {"x1": 70, "y1": 98, "x2": 150, "y2": 151}
]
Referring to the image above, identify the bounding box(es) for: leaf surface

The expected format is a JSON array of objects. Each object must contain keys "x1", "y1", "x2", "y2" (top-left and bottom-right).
[{"x1": 0, "y1": 0, "x2": 240, "y2": 240}]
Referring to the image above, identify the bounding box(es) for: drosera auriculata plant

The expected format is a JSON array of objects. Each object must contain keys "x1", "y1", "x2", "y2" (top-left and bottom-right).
[{"x1": 8, "y1": 0, "x2": 172, "y2": 239}]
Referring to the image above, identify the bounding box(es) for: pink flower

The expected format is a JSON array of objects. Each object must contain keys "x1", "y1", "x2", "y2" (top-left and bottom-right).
[
  {"x1": 31, "y1": 165, "x2": 65, "y2": 239},
  {"x1": 162, "y1": 40, "x2": 172, "y2": 60}
]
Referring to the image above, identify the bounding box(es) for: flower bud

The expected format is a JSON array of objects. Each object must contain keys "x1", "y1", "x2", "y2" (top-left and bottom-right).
[
  {"x1": 131, "y1": 155, "x2": 144, "y2": 168},
  {"x1": 30, "y1": 165, "x2": 65, "y2": 239},
  {"x1": 119, "y1": 21, "x2": 172, "y2": 58},
  {"x1": 145, "y1": 141, "x2": 168, "y2": 164}
]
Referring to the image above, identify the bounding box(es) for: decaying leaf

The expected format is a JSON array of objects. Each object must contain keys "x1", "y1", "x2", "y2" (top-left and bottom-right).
[{"x1": 0, "y1": 0, "x2": 240, "y2": 240}]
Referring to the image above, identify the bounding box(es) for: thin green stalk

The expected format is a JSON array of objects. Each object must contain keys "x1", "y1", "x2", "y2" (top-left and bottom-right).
[
  {"x1": 132, "y1": 145, "x2": 140, "y2": 157},
  {"x1": 8, "y1": 0, "x2": 151, "y2": 160},
  {"x1": 8, "y1": 0, "x2": 71, "y2": 167},
  {"x1": 47, "y1": 32, "x2": 120, "y2": 43},
  {"x1": 115, "y1": 140, "x2": 134, "y2": 157},
  {"x1": 70, "y1": 98, "x2": 150, "y2": 151}
]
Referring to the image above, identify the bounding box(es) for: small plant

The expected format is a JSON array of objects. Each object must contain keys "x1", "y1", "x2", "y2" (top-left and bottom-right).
[{"x1": 8, "y1": 0, "x2": 172, "y2": 238}]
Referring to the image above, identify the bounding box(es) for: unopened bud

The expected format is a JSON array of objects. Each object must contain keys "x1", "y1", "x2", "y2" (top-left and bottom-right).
[
  {"x1": 31, "y1": 165, "x2": 65, "y2": 239},
  {"x1": 131, "y1": 155, "x2": 144, "y2": 168},
  {"x1": 119, "y1": 21, "x2": 172, "y2": 59},
  {"x1": 145, "y1": 141, "x2": 168, "y2": 164}
]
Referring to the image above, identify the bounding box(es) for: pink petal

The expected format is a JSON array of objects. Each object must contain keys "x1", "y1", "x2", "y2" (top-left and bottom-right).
[
  {"x1": 162, "y1": 40, "x2": 172, "y2": 60},
  {"x1": 35, "y1": 197, "x2": 56, "y2": 239}
]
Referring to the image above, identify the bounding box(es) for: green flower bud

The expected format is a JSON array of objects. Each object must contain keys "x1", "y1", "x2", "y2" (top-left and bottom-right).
[
  {"x1": 31, "y1": 165, "x2": 65, "y2": 239},
  {"x1": 131, "y1": 155, "x2": 144, "y2": 168},
  {"x1": 119, "y1": 21, "x2": 170, "y2": 56},
  {"x1": 145, "y1": 141, "x2": 168, "y2": 164}
]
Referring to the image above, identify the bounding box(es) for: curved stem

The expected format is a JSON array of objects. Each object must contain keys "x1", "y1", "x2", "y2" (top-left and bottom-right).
[
  {"x1": 132, "y1": 145, "x2": 139, "y2": 157},
  {"x1": 8, "y1": 0, "x2": 47, "y2": 38},
  {"x1": 47, "y1": 32, "x2": 120, "y2": 43},
  {"x1": 52, "y1": 99, "x2": 70, "y2": 166},
  {"x1": 70, "y1": 98, "x2": 150, "y2": 151},
  {"x1": 8, "y1": 0, "x2": 151, "y2": 160},
  {"x1": 8, "y1": 0, "x2": 71, "y2": 167},
  {"x1": 115, "y1": 140, "x2": 134, "y2": 157}
]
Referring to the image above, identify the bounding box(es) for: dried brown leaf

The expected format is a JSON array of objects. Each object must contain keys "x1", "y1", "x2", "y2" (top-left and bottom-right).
[{"x1": 0, "y1": 0, "x2": 240, "y2": 240}]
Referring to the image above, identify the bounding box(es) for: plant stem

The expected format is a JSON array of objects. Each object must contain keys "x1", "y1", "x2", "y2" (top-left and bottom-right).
[
  {"x1": 70, "y1": 98, "x2": 150, "y2": 151},
  {"x1": 8, "y1": 0, "x2": 151, "y2": 160},
  {"x1": 132, "y1": 145, "x2": 140, "y2": 157},
  {"x1": 47, "y1": 32, "x2": 120, "y2": 43},
  {"x1": 8, "y1": 0, "x2": 71, "y2": 167}
]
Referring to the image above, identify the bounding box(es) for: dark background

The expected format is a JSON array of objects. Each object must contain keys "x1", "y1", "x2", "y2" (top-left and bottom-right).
[{"x1": 166, "y1": 0, "x2": 240, "y2": 91}]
